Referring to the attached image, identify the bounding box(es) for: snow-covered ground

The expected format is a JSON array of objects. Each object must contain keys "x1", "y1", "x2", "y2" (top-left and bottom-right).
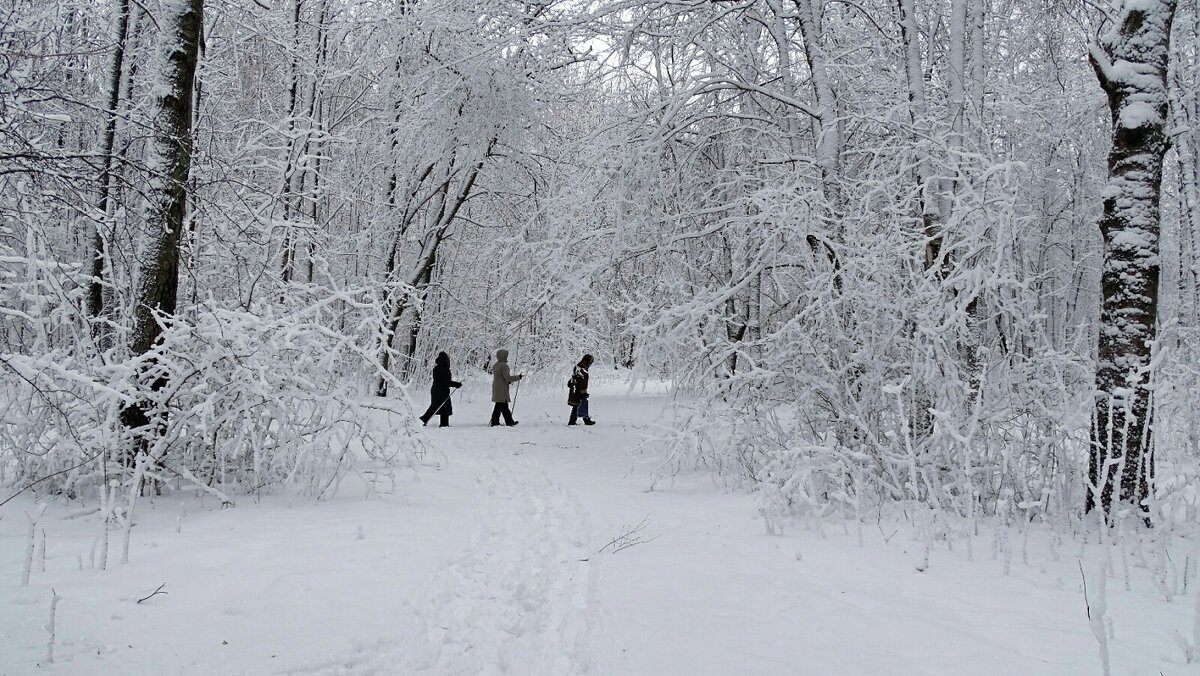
[{"x1": 1, "y1": 384, "x2": 1195, "y2": 675}]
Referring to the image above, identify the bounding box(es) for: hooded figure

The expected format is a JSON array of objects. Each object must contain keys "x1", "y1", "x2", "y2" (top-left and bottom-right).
[
  {"x1": 420, "y1": 351, "x2": 462, "y2": 427},
  {"x1": 489, "y1": 348, "x2": 523, "y2": 426},
  {"x1": 567, "y1": 354, "x2": 595, "y2": 426}
]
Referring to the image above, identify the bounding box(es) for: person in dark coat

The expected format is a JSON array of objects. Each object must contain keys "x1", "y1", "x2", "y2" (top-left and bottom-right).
[
  {"x1": 420, "y1": 351, "x2": 462, "y2": 427},
  {"x1": 489, "y1": 348, "x2": 523, "y2": 427},
  {"x1": 567, "y1": 354, "x2": 595, "y2": 426}
]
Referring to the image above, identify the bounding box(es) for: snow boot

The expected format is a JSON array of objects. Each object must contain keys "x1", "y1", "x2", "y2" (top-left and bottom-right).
[{"x1": 583, "y1": 418, "x2": 595, "y2": 426}]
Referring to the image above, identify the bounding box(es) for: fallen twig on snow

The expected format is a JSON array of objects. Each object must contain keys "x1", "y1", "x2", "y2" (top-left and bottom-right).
[
  {"x1": 597, "y1": 516, "x2": 660, "y2": 555},
  {"x1": 136, "y1": 583, "x2": 168, "y2": 604}
]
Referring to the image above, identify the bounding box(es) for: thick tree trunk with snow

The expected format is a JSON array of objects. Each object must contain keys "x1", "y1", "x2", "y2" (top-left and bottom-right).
[
  {"x1": 1086, "y1": 0, "x2": 1178, "y2": 516},
  {"x1": 123, "y1": 0, "x2": 204, "y2": 449},
  {"x1": 129, "y1": 0, "x2": 203, "y2": 354}
]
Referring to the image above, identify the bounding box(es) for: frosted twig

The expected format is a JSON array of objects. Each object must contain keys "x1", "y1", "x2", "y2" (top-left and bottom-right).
[
  {"x1": 1081, "y1": 559, "x2": 1111, "y2": 676},
  {"x1": 37, "y1": 528, "x2": 46, "y2": 573},
  {"x1": 597, "y1": 516, "x2": 660, "y2": 555},
  {"x1": 20, "y1": 503, "x2": 47, "y2": 586},
  {"x1": 46, "y1": 589, "x2": 59, "y2": 664}
]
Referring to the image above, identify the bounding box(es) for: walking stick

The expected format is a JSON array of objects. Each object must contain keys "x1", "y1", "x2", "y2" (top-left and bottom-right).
[
  {"x1": 432, "y1": 385, "x2": 458, "y2": 417},
  {"x1": 508, "y1": 319, "x2": 529, "y2": 419},
  {"x1": 510, "y1": 378, "x2": 522, "y2": 418}
]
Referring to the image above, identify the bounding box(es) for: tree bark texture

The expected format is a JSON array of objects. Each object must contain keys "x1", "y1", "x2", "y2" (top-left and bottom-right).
[
  {"x1": 90, "y1": 0, "x2": 132, "y2": 328},
  {"x1": 1087, "y1": 0, "x2": 1177, "y2": 516},
  {"x1": 123, "y1": 0, "x2": 205, "y2": 453}
]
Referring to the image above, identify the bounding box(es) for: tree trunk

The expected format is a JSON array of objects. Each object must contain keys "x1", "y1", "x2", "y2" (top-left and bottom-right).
[
  {"x1": 123, "y1": 0, "x2": 204, "y2": 451},
  {"x1": 375, "y1": 139, "x2": 494, "y2": 396},
  {"x1": 968, "y1": 0, "x2": 985, "y2": 138},
  {"x1": 402, "y1": 255, "x2": 435, "y2": 380},
  {"x1": 90, "y1": 0, "x2": 132, "y2": 334},
  {"x1": 948, "y1": 0, "x2": 968, "y2": 155},
  {"x1": 801, "y1": 0, "x2": 844, "y2": 288},
  {"x1": 1170, "y1": 4, "x2": 1200, "y2": 323},
  {"x1": 794, "y1": 0, "x2": 841, "y2": 212},
  {"x1": 895, "y1": 0, "x2": 943, "y2": 272},
  {"x1": 279, "y1": 0, "x2": 305, "y2": 293},
  {"x1": 1086, "y1": 0, "x2": 1178, "y2": 517}
]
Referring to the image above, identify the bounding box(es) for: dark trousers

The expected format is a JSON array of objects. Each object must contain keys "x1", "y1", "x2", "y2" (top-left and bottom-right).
[
  {"x1": 490, "y1": 402, "x2": 515, "y2": 426},
  {"x1": 421, "y1": 401, "x2": 450, "y2": 427},
  {"x1": 568, "y1": 397, "x2": 590, "y2": 424}
]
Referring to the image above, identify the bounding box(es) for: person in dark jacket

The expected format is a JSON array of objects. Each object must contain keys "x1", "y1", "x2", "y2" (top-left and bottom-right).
[
  {"x1": 489, "y1": 348, "x2": 523, "y2": 427},
  {"x1": 567, "y1": 354, "x2": 595, "y2": 426},
  {"x1": 420, "y1": 351, "x2": 462, "y2": 427}
]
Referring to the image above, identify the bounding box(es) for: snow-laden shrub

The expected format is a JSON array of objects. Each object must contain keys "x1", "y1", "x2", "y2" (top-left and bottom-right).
[
  {"x1": 131, "y1": 303, "x2": 425, "y2": 498},
  {"x1": 0, "y1": 221, "x2": 111, "y2": 498},
  {"x1": 621, "y1": 149, "x2": 1106, "y2": 533},
  {"x1": 0, "y1": 350, "x2": 120, "y2": 498},
  {"x1": 1, "y1": 299, "x2": 423, "y2": 503},
  {"x1": 1153, "y1": 327, "x2": 1200, "y2": 524}
]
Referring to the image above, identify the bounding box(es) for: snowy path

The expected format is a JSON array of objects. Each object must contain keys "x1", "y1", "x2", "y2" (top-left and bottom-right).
[
  {"x1": 0, "y1": 385, "x2": 1193, "y2": 674},
  {"x1": 302, "y1": 455, "x2": 600, "y2": 675}
]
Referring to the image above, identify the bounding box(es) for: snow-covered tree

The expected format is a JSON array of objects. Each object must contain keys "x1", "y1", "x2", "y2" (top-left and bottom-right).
[{"x1": 1087, "y1": 0, "x2": 1179, "y2": 517}]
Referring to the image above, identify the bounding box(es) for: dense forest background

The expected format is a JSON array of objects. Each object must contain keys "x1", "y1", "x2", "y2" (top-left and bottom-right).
[{"x1": 1, "y1": 0, "x2": 1197, "y2": 532}]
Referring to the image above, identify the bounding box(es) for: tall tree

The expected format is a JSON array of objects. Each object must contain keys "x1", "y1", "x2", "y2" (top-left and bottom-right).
[
  {"x1": 896, "y1": 0, "x2": 943, "y2": 271},
  {"x1": 122, "y1": 0, "x2": 205, "y2": 447},
  {"x1": 1170, "y1": 2, "x2": 1200, "y2": 323},
  {"x1": 1087, "y1": 0, "x2": 1179, "y2": 516},
  {"x1": 89, "y1": 0, "x2": 132, "y2": 331}
]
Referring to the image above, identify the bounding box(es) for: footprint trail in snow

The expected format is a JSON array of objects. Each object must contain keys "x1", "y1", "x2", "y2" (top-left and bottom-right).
[{"x1": 299, "y1": 454, "x2": 600, "y2": 675}]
